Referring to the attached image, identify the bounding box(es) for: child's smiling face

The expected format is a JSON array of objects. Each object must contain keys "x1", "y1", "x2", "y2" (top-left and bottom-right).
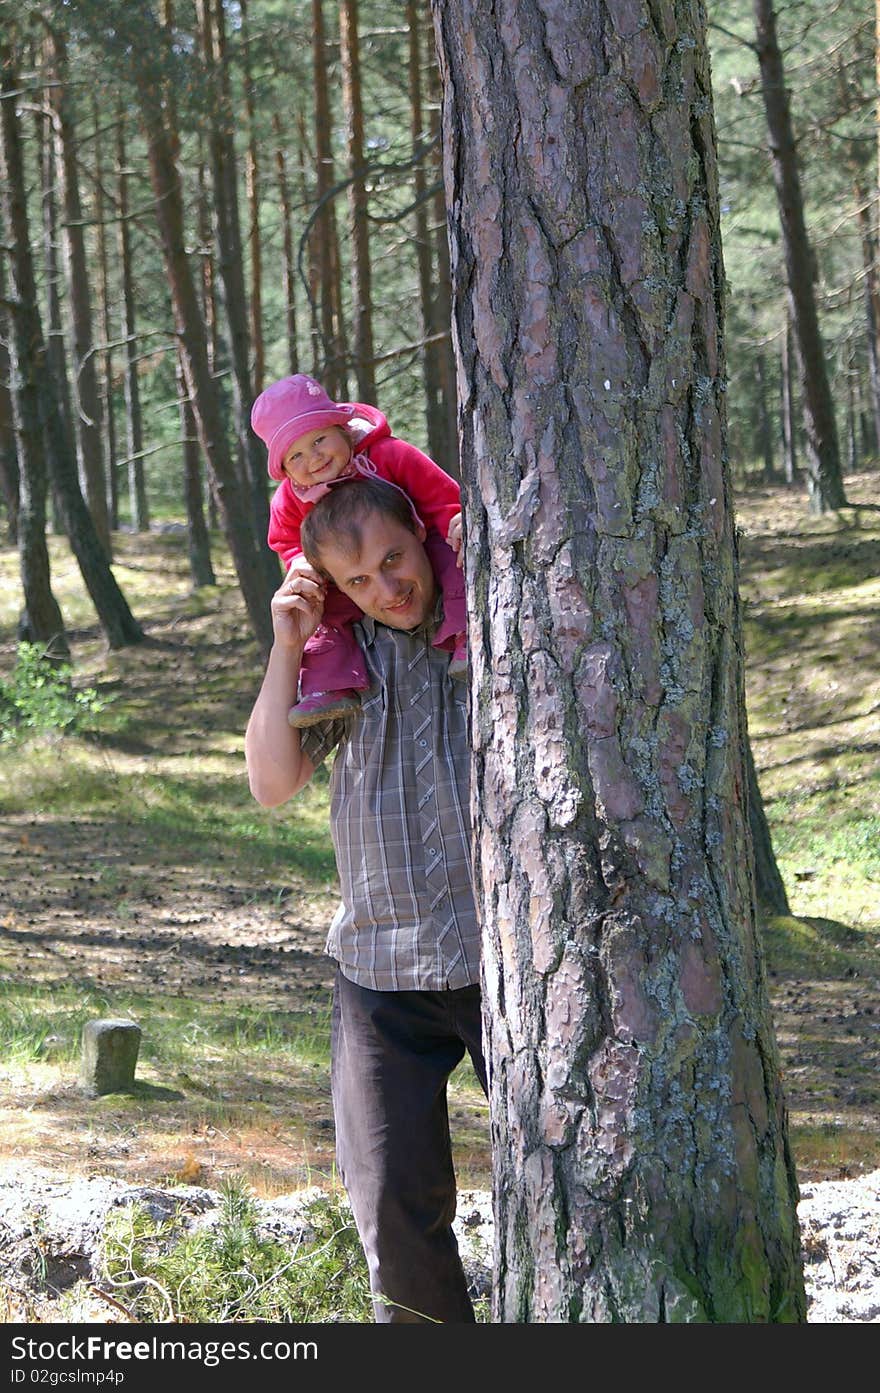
[{"x1": 281, "y1": 425, "x2": 352, "y2": 488}]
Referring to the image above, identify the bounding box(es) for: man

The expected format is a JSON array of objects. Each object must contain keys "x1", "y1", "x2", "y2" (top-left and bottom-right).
[{"x1": 245, "y1": 476, "x2": 486, "y2": 1324}]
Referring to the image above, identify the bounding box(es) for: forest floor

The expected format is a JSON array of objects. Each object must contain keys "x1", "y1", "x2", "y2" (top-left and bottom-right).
[{"x1": 0, "y1": 467, "x2": 878, "y2": 1209}]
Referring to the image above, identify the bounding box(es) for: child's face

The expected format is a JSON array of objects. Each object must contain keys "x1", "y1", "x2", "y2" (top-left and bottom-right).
[{"x1": 281, "y1": 426, "x2": 352, "y2": 488}]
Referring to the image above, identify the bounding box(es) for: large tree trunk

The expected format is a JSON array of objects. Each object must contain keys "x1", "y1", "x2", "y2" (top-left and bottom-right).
[
  {"x1": 2, "y1": 39, "x2": 141, "y2": 654},
  {"x1": 432, "y1": 0, "x2": 805, "y2": 1322},
  {"x1": 46, "y1": 27, "x2": 112, "y2": 555},
  {"x1": 116, "y1": 110, "x2": 150, "y2": 532},
  {"x1": 340, "y1": 0, "x2": 376, "y2": 405},
  {"x1": 752, "y1": 0, "x2": 846, "y2": 515}
]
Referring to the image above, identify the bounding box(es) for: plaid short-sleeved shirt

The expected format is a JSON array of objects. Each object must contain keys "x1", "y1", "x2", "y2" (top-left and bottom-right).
[{"x1": 299, "y1": 614, "x2": 479, "y2": 991}]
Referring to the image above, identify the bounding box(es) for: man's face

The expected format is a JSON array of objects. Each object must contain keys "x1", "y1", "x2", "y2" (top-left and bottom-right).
[{"x1": 318, "y1": 511, "x2": 437, "y2": 631}]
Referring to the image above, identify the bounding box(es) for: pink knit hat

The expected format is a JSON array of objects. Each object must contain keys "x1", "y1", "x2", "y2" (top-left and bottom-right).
[{"x1": 251, "y1": 374, "x2": 358, "y2": 481}]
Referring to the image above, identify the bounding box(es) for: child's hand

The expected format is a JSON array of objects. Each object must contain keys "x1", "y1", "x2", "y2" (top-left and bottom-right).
[
  {"x1": 271, "y1": 566, "x2": 326, "y2": 650},
  {"x1": 286, "y1": 553, "x2": 323, "y2": 585},
  {"x1": 447, "y1": 512, "x2": 463, "y2": 569}
]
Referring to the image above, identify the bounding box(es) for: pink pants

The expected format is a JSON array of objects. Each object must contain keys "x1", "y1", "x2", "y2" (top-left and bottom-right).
[{"x1": 299, "y1": 530, "x2": 465, "y2": 698}]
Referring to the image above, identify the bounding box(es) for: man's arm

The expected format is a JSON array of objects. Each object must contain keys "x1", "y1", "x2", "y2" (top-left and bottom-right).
[{"x1": 245, "y1": 566, "x2": 325, "y2": 806}]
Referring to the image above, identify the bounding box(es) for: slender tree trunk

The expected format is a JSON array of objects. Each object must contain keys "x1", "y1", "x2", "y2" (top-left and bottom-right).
[
  {"x1": 312, "y1": 0, "x2": 343, "y2": 394},
  {"x1": 780, "y1": 314, "x2": 798, "y2": 485},
  {"x1": 427, "y1": 52, "x2": 459, "y2": 477},
  {"x1": 846, "y1": 362, "x2": 858, "y2": 476},
  {"x1": 298, "y1": 113, "x2": 322, "y2": 376},
  {"x1": 92, "y1": 96, "x2": 118, "y2": 532},
  {"x1": 0, "y1": 65, "x2": 68, "y2": 660},
  {"x1": 196, "y1": 144, "x2": 220, "y2": 533},
  {"x1": 272, "y1": 113, "x2": 299, "y2": 374},
  {"x1": 137, "y1": 97, "x2": 274, "y2": 655},
  {"x1": 0, "y1": 359, "x2": 19, "y2": 543},
  {"x1": 1, "y1": 42, "x2": 141, "y2": 652},
  {"x1": 239, "y1": 0, "x2": 264, "y2": 396},
  {"x1": 853, "y1": 187, "x2": 880, "y2": 451},
  {"x1": 340, "y1": 0, "x2": 376, "y2": 404},
  {"x1": 46, "y1": 27, "x2": 111, "y2": 554},
  {"x1": 116, "y1": 110, "x2": 150, "y2": 531},
  {"x1": 754, "y1": 345, "x2": 775, "y2": 482},
  {"x1": 176, "y1": 355, "x2": 216, "y2": 589},
  {"x1": 752, "y1": 0, "x2": 846, "y2": 515},
  {"x1": 432, "y1": 0, "x2": 805, "y2": 1322},
  {"x1": 746, "y1": 739, "x2": 790, "y2": 917},
  {"x1": 407, "y1": 0, "x2": 445, "y2": 462},
  {"x1": 196, "y1": 0, "x2": 277, "y2": 592},
  {"x1": 35, "y1": 105, "x2": 75, "y2": 472},
  {"x1": 857, "y1": 370, "x2": 876, "y2": 456}
]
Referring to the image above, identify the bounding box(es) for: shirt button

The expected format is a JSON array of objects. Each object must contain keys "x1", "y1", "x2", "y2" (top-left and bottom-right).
[{"x1": 419, "y1": 739, "x2": 427, "y2": 748}]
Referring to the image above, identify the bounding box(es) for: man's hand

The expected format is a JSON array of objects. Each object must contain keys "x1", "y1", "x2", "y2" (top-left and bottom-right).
[
  {"x1": 271, "y1": 560, "x2": 326, "y2": 650},
  {"x1": 447, "y1": 511, "x2": 463, "y2": 569}
]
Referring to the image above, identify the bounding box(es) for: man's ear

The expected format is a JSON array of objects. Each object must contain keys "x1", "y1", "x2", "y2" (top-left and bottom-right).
[{"x1": 415, "y1": 521, "x2": 427, "y2": 543}]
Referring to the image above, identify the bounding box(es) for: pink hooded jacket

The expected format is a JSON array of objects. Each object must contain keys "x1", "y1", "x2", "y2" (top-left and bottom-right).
[{"x1": 267, "y1": 403, "x2": 460, "y2": 569}]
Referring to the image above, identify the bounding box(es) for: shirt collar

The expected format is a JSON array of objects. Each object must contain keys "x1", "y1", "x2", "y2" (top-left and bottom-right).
[{"x1": 358, "y1": 589, "x2": 443, "y2": 647}]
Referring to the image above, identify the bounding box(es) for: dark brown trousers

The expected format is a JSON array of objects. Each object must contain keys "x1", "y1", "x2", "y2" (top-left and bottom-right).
[{"x1": 330, "y1": 968, "x2": 488, "y2": 1323}]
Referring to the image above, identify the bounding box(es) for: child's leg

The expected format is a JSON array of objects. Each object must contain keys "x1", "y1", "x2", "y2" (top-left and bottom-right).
[
  {"x1": 297, "y1": 585, "x2": 368, "y2": 701},
  {"x1": 423, "y1": 531, "x2": 466, "y2": 655}
]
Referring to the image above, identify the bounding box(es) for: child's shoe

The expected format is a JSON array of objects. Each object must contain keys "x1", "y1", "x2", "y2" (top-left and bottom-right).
[
  {"x1": 288, "y1": 689, "x2": 361, "y2": 728},
  {"x1": 448, "y1": 636, "x2": 468, "y2": 682}
]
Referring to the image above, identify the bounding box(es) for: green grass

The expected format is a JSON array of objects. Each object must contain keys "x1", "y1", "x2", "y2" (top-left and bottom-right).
[{"x1": 101, "y1": 1176, "x2": 373, "y2": 1323}]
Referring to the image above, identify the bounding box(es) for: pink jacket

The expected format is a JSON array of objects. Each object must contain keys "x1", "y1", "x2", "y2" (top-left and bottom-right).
[{"x1": 267, "y1": 403, "x2": 460, "y2": 569}]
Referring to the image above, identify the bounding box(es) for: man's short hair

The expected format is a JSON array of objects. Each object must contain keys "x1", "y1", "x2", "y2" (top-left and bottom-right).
[{"x1": 300, "y1": 476, "x2": 420, "y2": 575}]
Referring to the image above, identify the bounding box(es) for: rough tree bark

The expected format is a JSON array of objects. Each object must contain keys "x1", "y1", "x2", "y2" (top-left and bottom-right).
[
  {"x1": 432, "y1": 0, "x2": 805, "y2": 1322},
  {"x1": 752, "y1": 0, "x2": 846, "y2": 515}
]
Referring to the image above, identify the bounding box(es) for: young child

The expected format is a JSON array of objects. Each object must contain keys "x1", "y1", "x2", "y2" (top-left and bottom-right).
[{"x1": 251, "y1": 373, "x2": 466, "y2": 728}]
